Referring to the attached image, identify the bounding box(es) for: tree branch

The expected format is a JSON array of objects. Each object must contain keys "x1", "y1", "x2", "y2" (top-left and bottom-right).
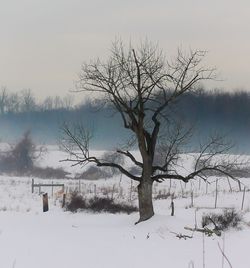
[{"x1": 117, "y1": 150, "x2": 143, "y2": 168}]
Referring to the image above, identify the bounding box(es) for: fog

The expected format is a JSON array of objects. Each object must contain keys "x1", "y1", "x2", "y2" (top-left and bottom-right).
[{"x1": 0, "y1": 90, "x2": 249, "y2": 153}]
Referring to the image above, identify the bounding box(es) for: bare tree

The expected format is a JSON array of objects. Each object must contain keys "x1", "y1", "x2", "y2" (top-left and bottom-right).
[
  {"x1": 0, "y1": 86, "x2": 8, "y2": 114},
  {"x1": 6, "y1": 92, "x2": 20, "y2": 113},
  {"x1": 42, "y1": 96, "x2": 54, "y2": 111},
  {"x1": 20, "y1": 89, "x2": 36, "y2": 112},
  {"x1": 61, "y1": 41, "x2": 242, "y2": 223},
  {"x1": 62, "y1": 94, "x2": 75, "y2": 110},
  {"x1": 53, "y1": 96, "x2": 63, "y2": 109}
]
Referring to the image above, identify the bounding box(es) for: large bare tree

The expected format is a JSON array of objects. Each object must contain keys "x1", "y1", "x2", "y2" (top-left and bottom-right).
[{"x1": 61, "y1": 41, "x2": 241, "y2": 223}]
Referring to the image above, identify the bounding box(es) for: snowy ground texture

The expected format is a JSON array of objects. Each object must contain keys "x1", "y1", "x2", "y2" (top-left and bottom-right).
[{"x1": 0, "y1": 146, "x2": 250, "y2": 268}]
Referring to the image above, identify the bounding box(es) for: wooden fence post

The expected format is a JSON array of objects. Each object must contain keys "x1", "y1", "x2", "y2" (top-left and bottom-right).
[
  {"x1": 227, "y1": 178, "x2": 232, "y2": 193},
  {"x1": 241, "y1": 187, "x2": 246, "y2": 210},
  {"x1": 62, "y1": 193, "x2": 66, "y2": 208},
  {"x1": 119, "y1": 174, "x2": 122, "y2": 189},
  {"x1": 191, "y1": 191, "x2": 194, "y2": 207},
  {"x1": 215, "y1": 178, "x2": 218, "y2": 208},
  {"x1": 237, "y1": 180, "x2": 242, "y2": 192},
  {"x1": 51, "y1": 181, "x2": 54, "y2": 197},
  {"x1": 171, "y1": 196, "x2": 174, "y2": 216},
  {"x1": 43, "y1": 193, "x2": 49, "y2": 212},
  {"x1": 129, "y1": 180, "x2": 133, "y2": 202},
  {"x1": 78, "y1": 180, "x2": 81, "y2": 192},
  {"x1": 31, "y1": 179, "x2": 34, "y2": 193},
  {"x1": 180, "y1": 181, "x2": 184, "y2": 197},
  {"x1": 169, "y1": 179, "x2": 172, "y2": 192},
  {"x1": 111, "y1": 184, "x2": 115, "y2": 200}
]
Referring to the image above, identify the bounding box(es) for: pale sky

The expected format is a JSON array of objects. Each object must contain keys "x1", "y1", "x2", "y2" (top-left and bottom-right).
[{"x1": 0, "y1": 0, "x2": 250, "y2": 100}]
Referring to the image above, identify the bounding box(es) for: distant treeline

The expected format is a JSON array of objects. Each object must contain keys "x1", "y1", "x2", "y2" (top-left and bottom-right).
[
  {"x1": 0, "y1": 87, "x2": 249, "y2": 152},
  {"x1": 175, "y1": 90, "x2": 250, "y2": 152},
  {"x1": 0, "y1": 87, "x2": 75, "y2": 114}
]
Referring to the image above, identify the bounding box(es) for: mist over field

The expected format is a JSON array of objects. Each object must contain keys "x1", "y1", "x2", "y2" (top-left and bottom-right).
[{"x1": 0, "y1": 89, "x2": 249, "y2": 152}]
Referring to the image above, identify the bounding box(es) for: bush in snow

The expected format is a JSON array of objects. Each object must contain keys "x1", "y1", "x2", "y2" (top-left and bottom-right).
[
  {"x1": 202, "y1": 209, "x2": 242, "y2": 231},
  {"x1": 87, "y1": 196, "x2": 137, "y2": 214},
  {"x1": 65, "y1": 192, "x2": 138, "y2": 214},
  {"x1": 65, "y1": 191, "x2": 87, "y2": 212}
]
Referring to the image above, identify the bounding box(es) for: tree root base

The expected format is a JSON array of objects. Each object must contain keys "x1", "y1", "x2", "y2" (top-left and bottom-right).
[{"x1": 135, "y1": 213, "x2": 154, "y2": 225}]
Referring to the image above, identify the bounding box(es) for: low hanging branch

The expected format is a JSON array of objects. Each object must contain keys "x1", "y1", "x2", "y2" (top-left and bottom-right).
[
  {"x1": 61, "y1": 123, "x2": 141, "y2": 182},
  {"x1": 116, "y1": 149, "x2": 143, "y2": 168},
  {"x1": 184, "y1": 226, "x2": 222, "y2": 237},
  {"x1": 152, "y1": 133, "x2": 245, "y2": 184}
]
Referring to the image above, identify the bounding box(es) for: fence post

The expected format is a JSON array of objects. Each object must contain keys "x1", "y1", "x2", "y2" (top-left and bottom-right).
[
  {"x1": 171, "y1": 196, "x2": 174, "y2": 216},
  {"x1": 215, "y1": 178, "x2": 218, "y2": 208},
  {"x1": 62, "y1": 193, "x2": 66, "y2": 208},
  {"x1": 195, "y1": 209, "x2": 198, "y2": 229},
  {"x1": 129, "y1": 181, "x2": 133, "y2": 202},
  {"x1": 31, "y1": 179, "x2": 34, "y2": 193},
  {"x1": 43, "y1": 193, "x2": 49, "y2": 212},
  {"x1": 237, "y1": 180, "x2": 242, "y2": 192},
  {"x1": 119, "y1": 174, "x2": 122, "y2": 188},
  {"x1": 51, "y1": 181, "x2": 54, "y2": 197},
  {"x1": 227, "y1": 178, "x2": 232, "y2": 193},
  {"x1": 78, "y1": 180, "x2": 81, "y2": 192},
  {"x1": 169, "y1": 179, "x2": 172, "y2": 192},
  {"x1": 241, "y1": 187, "x2": 246, "y2": 210},
  {"x1": 111, "y1": 184, "x2": 115, "y2": 200},
  {"x1": 191, "y1": 191, "x2": 194, "y2": 207},
  {"x1": 180, "y1": 181, "x2": 184, "y2": 197}
]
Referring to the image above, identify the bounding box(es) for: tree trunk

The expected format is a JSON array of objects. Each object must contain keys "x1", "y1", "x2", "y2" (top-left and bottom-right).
[{"x1": 136, "y1": 178, "x2": 154, "y2": 224}]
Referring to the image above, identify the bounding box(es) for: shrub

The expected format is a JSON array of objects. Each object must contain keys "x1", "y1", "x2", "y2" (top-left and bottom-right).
[
  {"x1": 202, "y1": 209, "x2": 242, "y2": 231},
  {"x1": 65, "y1": 193, "x2": 138, "y2": 214},
  {"x1": 88, "y1": 196, "x2": 138, "y2": 214},
  {"x1": 65, "y1": 191, "x2": 87, "y2": 212}
]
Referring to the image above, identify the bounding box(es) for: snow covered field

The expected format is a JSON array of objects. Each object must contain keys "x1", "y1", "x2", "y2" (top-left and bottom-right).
[{"x1": 0, "y1": 146, "x2": 250, "y2": 268}]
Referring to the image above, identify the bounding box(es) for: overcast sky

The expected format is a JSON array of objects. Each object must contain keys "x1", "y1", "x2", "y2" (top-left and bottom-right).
[{"x1": 0, "y1": 0, "x2": 250, "y2": 99}]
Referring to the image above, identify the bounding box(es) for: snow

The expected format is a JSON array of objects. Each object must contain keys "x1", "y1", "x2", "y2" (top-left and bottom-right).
[{"x1": 0, "y1": 147, "x2": 250, "y2": 268}]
